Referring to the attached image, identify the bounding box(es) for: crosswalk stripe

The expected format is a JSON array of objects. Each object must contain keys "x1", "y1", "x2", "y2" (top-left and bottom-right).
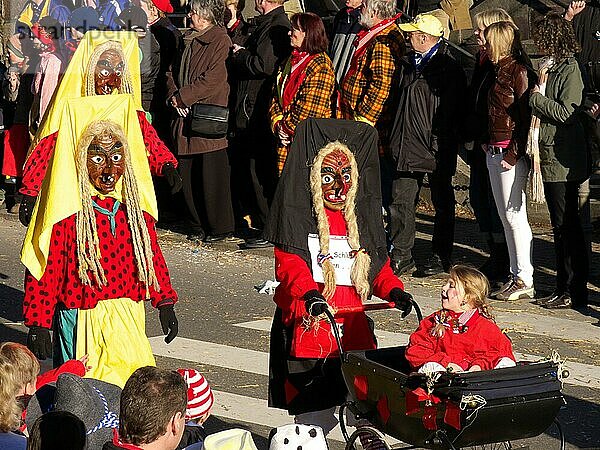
[
  {"x1": 232, "y1": 319, "x2": 600, "y2": 390},
  {"x1": 210, "y1": 389, "x2": 347, "y2": 443}
]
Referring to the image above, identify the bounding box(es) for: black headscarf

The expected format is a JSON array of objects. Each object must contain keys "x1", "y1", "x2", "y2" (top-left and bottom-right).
[{"x1": 264, "y1": 118, "x2": 388, "y2": 283}]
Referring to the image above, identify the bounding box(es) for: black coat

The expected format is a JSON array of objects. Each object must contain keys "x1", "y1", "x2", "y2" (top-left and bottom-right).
[
  {"x1": 464, "y1": 51, "x2": 495, "y2": 145},
  {"x1": 228, "y1": 6, "x2": 291, "y2": 132},
  {"x1": 150, "y1": 16, "x2": 182, "y2": 114},
  {"x1": 389, "y1": 42, "x2": 467, "y2": 174}
]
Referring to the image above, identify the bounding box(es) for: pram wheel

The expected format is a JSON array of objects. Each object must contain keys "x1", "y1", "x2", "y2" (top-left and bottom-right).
[
  {"x1": 460, "y1": 443, "x2": 512, "y2": 449},
  {"x1": 344, "y1": 425, "x2": 392, "y2": 450}
]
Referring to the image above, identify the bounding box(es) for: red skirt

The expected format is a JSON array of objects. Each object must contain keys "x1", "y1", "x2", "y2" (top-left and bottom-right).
[{"x1": 2, "y1": 124, "x2": 30, "y2": 177}]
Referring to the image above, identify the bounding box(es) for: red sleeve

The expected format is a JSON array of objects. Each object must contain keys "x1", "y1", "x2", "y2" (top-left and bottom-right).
[
  {"x1": 405, "y1": 313, "x2": 452, "y2": 370},
  {"x1": 469, "y1": 319, "x2": 515, "y2": 370},
  {"x1": 23, "y1": 218, "x2": 73, "y2": 328},
  {"x1": 20, "y1": 132, "x2": 58, "y2": 196},
  {"x1": 137, "y1": 111, "x2": 178, "y2": 175},
  {"x1": 274, "y1": 246, "x2": 318, "y2": 310},
  {"x1": 145, "y1": 213, "x2": 178, "y2": 308},
  {"x1": 36, "y1": 360, "x2": 86, "y2": 389},
  {"x1": 371, "y1": 258, "x2": 404, "y2": 300}
]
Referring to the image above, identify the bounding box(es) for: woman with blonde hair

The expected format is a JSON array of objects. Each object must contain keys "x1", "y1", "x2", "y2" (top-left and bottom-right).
[
  {"x1": 465, "y1": 8, "x2": 516, "y2": 284},
  {"x1": 483, "y1": 20, "x2": 535, "y2": 301}
]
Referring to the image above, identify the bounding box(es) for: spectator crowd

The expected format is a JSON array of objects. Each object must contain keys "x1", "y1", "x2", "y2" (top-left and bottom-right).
[{"x1": 0, "y1": 0, "x2": 598, "y2": 445}]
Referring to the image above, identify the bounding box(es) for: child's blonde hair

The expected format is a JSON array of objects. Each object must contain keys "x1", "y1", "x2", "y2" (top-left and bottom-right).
[
  {"x1": 449, "y1": 265, "x2": 493, "y2": 319},
  {"x1": 0, "y1": 342, "x2": 40, "y2": 388},
  {"x1": 0, "y1": 343, "x2": 40, "y2": 433}
]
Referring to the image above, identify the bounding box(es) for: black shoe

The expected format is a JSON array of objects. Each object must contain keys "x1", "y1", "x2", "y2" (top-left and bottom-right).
[
  {"x1": 187, "y1": 231, "x2": 206, "y2": 242},
  {"x1": 390, "y1": 258, "x2": 416, "y2": 276},
  {"x1": 543, "y1": 294, "x2": 573, "y2": 309},
  {"x1": 534, "y1": 291, "x2": 562, "y2": 306},
  {"x1": 204, "y1": 232, "x2": 233, "y2": 243},
  {"x1": 243, "y1": 237, "x2": 272, "y2": 249},
  {"x1": 414, "y1": 255, "x2": 447, "y2": 277}
]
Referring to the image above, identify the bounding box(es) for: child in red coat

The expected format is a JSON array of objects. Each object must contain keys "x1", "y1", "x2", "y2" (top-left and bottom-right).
[{"x1": 405, "y1": 265, "x2": 516, "y2": 373}]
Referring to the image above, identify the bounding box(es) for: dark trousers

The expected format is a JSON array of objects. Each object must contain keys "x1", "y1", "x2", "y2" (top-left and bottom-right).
[
  {"x1": 229, "y1": 129, "x2": 279, "y2": 230},
  {"x1": 543, "y1": 181, "x2": 589, "y2": 306},
  {"x1": 179, "y1": 150, "x2": 235, "y2": 235},
  {"x1": 383, "y1": 158, "x2": 455, "y2": 263},
  {"x1": 468, "y1": 146, "x2": 504, "y2": 236}
]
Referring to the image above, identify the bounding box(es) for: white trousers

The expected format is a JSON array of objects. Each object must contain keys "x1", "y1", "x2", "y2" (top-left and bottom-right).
[{"x1": 486, "y1": 152, "x2": 534, "y2": 286}]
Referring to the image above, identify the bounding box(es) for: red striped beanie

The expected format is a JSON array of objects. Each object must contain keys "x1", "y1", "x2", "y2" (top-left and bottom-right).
[{"x1": 177, "y1": 369, "x2": 214, "y2": 421}]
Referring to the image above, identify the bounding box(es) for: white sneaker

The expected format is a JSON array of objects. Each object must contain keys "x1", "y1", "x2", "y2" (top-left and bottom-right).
[{"x1": 496, "y1": 277, "x2": 535, "y2": 301}]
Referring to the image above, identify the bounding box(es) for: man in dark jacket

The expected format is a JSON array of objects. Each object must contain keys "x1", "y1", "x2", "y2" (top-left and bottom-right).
[
  {"x1": 387, "y1": 14, "x2": 466, "y2": 276},
  {"x1": 228, "y1": 0, "x2": 291, "y2": 248},
  {"x1": 329, "y1": 0, "x2": 363, "y2": 83}
]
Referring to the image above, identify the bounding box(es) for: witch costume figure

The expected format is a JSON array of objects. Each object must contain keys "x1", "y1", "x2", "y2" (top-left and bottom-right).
[
  {"x1": 21, "y1": 94, "x2": 178, "y2": 388},
  {"x1": 264, "y1": 118, "x2": 413, "y2": 434},
  {"x1": 19, "y1": 31, "x2": 182, "y2": 226}
]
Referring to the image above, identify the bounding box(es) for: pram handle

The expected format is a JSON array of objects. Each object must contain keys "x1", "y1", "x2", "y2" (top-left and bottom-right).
[{"x1": 323, "y1": 298, "x2": 423, "y2": 358}]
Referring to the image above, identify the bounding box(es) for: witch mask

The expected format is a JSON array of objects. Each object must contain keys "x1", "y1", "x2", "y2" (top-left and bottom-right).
[
  {"x1": 87, "y1": 131, "x2": 125, "y2": 194},
  {"x1": 321, "y1": 148, "x2": 352, "y2": 211},
  {"x1": 94, "y1": 49, "x2": 124, "y2": 95}
]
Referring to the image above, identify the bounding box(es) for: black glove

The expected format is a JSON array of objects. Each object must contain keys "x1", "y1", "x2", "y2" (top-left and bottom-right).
[
  {"x1": 162, "y1": 163, "x2": 183, "y2": 195},
  {"x1": 389, "y1": 287, "x2": 413, "y2": 318},
  {"x1": 303, "y1": 289, "x2": 328, "y2": 316},
  {"x1": 158, "y1": 304, "x2": 178, "y2": 344},
  {"x1": 19, "y1": 194, "x2": 37, "y2": 227},
  {"x1": 27, "y1": 326, "x2": 52, "y2": 359}
]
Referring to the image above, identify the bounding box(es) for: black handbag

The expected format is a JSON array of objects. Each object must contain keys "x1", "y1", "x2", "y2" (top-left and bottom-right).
[{"x1": 190, "y1": 104, "x2": 229, "y2": 138}]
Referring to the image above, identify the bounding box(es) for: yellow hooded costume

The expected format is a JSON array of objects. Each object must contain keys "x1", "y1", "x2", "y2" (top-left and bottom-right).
[{"x1": 21, "y1": 94, "x2": 159, "y2": 387}]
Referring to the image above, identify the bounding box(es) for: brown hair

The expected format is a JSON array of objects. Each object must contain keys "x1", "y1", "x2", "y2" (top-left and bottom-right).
[
  {"x1": 291, "y1": 13, "x2": 328, "y2": 54},
  {"x1": 533, "y1": 12, "x2": 581, "y2": 60},
  {"x1": 119, "y1": 366, "x2": 187, "y2": 445},
  {"x1": 449, "y1": 265, "x2": 493, "y2": 319}
]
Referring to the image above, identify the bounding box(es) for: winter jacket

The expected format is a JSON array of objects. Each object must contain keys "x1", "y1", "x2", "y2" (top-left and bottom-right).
[
  {"x1": 329, "y1": 7, "x2": 362, "y2": 83},
  {"x1": 139, "y1": 32, "x2": 161, "y2": 113},
  {"x1": 464, "y1": 51, "x2": 495, "y2": 145},
  {"x1": 166, "y1": 26, "x2": 232, "y2": 155},
  {"x1": 529, "y1": 57, "x2": 589, "y2": 182},
  {"x1": 389, "y1": 42, "x2": 467, "y2": 173},
  {"x1": 150, "y1": 16, "x2": 182, "y2": 115},
  {"x1": 488, "y1": 55, "x2": 533, "y2": 165},
  {"x1": 228, "y1": 6, "x2": 291, "y2": 132}
]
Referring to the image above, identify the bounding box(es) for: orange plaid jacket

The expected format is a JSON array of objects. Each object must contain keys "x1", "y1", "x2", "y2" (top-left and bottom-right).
[
  {"x1": 270, "y1": 52, "x2": 336, "y2": 173},
  {"x1": 339, "y1": 23, "x2": 405, "y2": 143}
]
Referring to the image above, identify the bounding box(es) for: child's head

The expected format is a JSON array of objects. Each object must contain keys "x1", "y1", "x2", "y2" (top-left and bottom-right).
[
  {"x1": 176, "y1": 369, "x2": 214, "y2": 424},
  {"x1": 27, "y1": 411, "x2": 87, "y2": 450},
  {"x1": 0, "y1": 342, "x2": 40, "y2": 396},
  {"x1": 441, "y1": 265, "x2": 492, "y2": 316}
]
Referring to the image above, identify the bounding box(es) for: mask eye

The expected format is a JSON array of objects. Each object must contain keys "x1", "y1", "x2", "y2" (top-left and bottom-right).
[
  {"x1": 111, "y1": 154, "x2": 123, "y2": 162},
  {"x1": 90, "y1": 155, "x2": 104, "y2": 164},
  {"x1": 114, "y1": 69, "x2": 122, "y2": 77},
  {"x1": 343, "y1": 173, "x2": 351, "y2": 183},
  {"x1": 99, "y1": 68, "x2": 110, "y2": 77},
  {"x1": 322, "y1": 174, "x2": 333, "y2": 184}
]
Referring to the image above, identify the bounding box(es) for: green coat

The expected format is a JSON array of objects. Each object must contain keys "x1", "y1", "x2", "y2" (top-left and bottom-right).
[{"x1": 529, "y1": 57, "x2": 588, "y2": 182}]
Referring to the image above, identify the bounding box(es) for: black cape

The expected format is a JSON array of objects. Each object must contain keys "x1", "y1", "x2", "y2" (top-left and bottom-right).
[{"x1": 263, "y1": 118, "x2": 388, "y2": 282}]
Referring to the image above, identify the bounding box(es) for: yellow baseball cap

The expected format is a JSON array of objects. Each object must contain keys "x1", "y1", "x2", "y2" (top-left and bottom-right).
[{"x1": 399, "y1": 14, "x2": 444, "y2": 37}]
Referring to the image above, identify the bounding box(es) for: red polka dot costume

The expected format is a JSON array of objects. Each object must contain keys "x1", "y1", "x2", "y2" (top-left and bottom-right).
[
  {"x1": 20, "y1": 112, "x2": 176, "y2": 197},
  {"x1": 23, "y1": 196, "x2": 177, "y2": 329}
]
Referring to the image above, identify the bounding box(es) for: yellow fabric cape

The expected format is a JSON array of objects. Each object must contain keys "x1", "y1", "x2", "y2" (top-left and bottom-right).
[
  {"x1": 21, "y1": 94, "x2": 158, "y2": 280},
  {"x1": 29, "y1": 31, "x2": 142, "y2": 155}
]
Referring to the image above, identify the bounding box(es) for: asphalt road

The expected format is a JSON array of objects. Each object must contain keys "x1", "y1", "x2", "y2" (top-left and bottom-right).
[{"x1": 1, "y1": 213, "x2": 599, "y2": 450}]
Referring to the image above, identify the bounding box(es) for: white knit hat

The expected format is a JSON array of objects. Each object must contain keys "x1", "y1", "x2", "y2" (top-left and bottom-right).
[
  {"x1": 268, "y1": 424, "x2": 328, "y2": 450},
  {"x1": 177, "y1": 368, "x2": 214, "y2": 421}
]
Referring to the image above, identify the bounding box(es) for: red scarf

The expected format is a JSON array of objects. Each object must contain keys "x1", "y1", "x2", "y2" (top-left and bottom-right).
[
  {"x1": 278, "y1": 49, "x2": 316, "y2": 109},
  {"x1": 342, "y1": 13, "x2": 401, "y2": 86},
  {"x1": 111, "y1": 429, "x2": 144, "y2": 450}
]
